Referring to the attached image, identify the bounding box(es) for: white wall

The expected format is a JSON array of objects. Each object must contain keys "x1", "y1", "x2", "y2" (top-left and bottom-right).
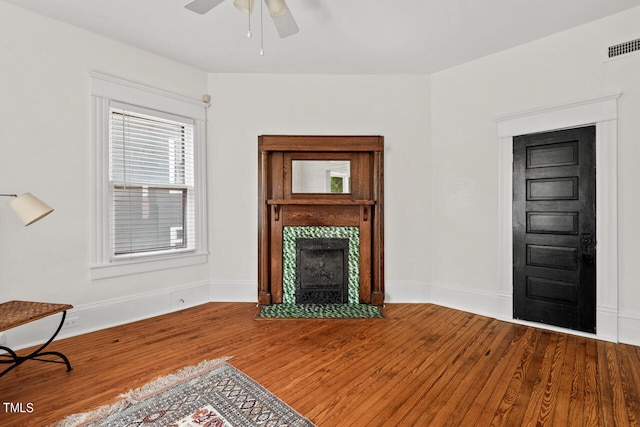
[
  {"x1": 0, "y1": 3, "x2": 210, "y2": 312},
  {"x1": 207, "y1": 74, "x2": 432, "y2": 299},
  {"x1": 429, "y1": 6, "x2": 640, "y2": 343}
]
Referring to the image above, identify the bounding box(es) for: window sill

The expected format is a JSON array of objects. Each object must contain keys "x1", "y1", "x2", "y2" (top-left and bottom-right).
[{"x1": 91, "y1": 251, "x2": 208, "y2": 280}]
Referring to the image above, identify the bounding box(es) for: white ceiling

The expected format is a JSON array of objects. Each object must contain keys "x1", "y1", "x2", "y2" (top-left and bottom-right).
[{"x1": 4, "y1": 0, "x2": 640, "y2": 74}]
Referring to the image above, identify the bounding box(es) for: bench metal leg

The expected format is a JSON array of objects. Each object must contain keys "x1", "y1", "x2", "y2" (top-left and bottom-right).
[{"x1": 0, "y1": 310, "x2": 72, "y2": 378}]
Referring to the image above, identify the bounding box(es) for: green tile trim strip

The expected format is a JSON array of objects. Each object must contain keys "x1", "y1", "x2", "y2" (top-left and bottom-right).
[
  {"x1": 282, "y1": 226, "x2": 360, "y2": 304},
  {"x1": 258, "y1": 303, "x2": 383, "y2": 319}
]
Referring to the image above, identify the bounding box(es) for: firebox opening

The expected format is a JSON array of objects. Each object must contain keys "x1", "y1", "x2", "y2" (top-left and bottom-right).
[{"x1": 295, "y1": 238, "x2": 349, "y2": 305}]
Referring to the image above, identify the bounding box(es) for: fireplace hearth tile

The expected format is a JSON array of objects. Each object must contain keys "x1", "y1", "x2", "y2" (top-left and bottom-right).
[{"x1": 257, "y1": 303, "x2": 383, "y2": 319}]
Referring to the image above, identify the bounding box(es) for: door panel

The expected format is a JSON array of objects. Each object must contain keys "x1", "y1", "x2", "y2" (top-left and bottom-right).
[
  {"x1": 513, "y1": 126, "x2": 596, "y2": 333},
  {"x1": 527, "y1": 277, "x2": 578, "y2": 304},
  {"x1": 526, "y1": 141, "x2": 578, "y2": 168},
  {"x1": 527, "y1": 212, "x2": 579, "y2": 235},
  {"x1": 526, "y1": 245, "x2": 579, "y2": 270},
  {"x1": 527, "y1": 177, "x2": 579, "y2": 200}
]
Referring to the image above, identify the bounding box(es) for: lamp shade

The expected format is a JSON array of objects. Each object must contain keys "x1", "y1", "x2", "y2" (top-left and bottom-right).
[
  {"x1": 267, "y1": 0, "x2": 288, "y2": 17},
  {"x1": 233, "y1": 0, "x2": 254, "y2": 14},
  {"x1": 9, "y1": 192, "x2": 53, "y2": 225}
]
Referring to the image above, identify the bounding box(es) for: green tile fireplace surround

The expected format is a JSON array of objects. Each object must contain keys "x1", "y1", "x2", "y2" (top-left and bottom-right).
[{"x1": 283, "y1": 226, "x2": 360, "y2": 304}]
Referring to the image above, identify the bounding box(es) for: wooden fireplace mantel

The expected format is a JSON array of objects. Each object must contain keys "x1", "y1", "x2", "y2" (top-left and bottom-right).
[{"x1": 258, "y1": 135, "x2": 384, "y2": 306}]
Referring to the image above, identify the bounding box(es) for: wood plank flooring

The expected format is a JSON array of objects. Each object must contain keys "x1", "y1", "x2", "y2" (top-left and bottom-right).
[{"x1": 1, "y1": 303, "x2": 639, "y2": 426}]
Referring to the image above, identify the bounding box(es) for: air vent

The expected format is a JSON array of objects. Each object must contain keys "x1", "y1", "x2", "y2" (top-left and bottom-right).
[{"x1": 608, "y1": 38, "x2": 640, "y2": 58}]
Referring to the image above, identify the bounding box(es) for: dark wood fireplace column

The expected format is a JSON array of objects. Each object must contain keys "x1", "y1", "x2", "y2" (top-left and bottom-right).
[{"x1": 258, "y1": 135, "x2": 384, "y2": 306}]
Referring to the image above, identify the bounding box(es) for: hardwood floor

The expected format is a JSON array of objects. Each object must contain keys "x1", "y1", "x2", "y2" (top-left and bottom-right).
[{"x1": 1, "y1": 303, "x2": 639, "y2": 426}]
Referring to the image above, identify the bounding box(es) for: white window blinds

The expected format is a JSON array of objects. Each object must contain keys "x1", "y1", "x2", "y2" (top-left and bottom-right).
[{"x1": 109, "y1": 105, "x2": 195, "y2": 257}]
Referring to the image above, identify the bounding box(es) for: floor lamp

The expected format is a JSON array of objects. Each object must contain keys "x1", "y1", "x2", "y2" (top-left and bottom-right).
[{"x1": 0, "y1": 192, "x2": 53, "y2": 225}]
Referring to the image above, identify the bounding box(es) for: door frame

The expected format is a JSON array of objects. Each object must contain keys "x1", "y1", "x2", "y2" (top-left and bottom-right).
[{"x1": 497, "y1": 93, "x2": 621, "y2": 342}]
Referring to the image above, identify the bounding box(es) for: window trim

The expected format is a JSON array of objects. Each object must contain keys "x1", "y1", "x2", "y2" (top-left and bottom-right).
[{"x1": 90, "y1": 72, "x2": 208, "y2": 280}]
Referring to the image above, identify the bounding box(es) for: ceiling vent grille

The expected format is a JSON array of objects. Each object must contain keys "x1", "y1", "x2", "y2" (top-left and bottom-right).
[{"x1": 608, "y1": 38, "x2": 640, "y2": 58}]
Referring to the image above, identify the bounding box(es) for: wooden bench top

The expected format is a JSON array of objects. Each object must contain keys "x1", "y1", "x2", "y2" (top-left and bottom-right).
[{"x1": 0, "y1": 300, "x2": 73, "y2": 332}]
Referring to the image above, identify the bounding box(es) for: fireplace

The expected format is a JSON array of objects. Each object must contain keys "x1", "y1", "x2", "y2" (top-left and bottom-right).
[
  {"x1": 258, "y1": 135, "x2": 384, "y2": 306},
  {"x1": 295, "y1": 238, "x2": 349, "y2": 304}
]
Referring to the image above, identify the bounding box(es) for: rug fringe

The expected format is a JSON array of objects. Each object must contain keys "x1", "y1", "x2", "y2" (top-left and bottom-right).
[
  {"x1": 121, "y1": 356, "x2": 232, "y2": 404},
  {"x1": 53, "y1": 356, "x2": 232, "y2": 427}
]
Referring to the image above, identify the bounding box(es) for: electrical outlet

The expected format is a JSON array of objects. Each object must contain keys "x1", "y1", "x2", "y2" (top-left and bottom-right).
[
  {"x1": 170, "y1": 285, "x2": 209, "y2": 310},
  {"x1": 63, "y1": 317, "x2": 80, "y2": 329}
]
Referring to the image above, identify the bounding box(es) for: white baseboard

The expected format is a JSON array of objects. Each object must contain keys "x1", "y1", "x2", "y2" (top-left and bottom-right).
[
  {"x1": 384, "y1": 281, "x2": 431, "y2": 303},
  {"x1": 619, "y1": 311, "x2": 640, "y2": 346},
  {"x1": 3, "y1": 281, "x2": 211, "y2": 351},
  {"x1": 5, "y1": 279, "x2": 638, "y2": 351},
  {"x1": 387, "y1": 280, "x2": 640, "y2": 346},
  {"x1": 596, "y1": 305, "x2": 619, "y2": 343},
  {"x1": 210, "y1": 280, "x2": 256, "y2": 302},
  {"x1": 385, "y1": 281, "x2": 498, "y2": 318},
  {"x1": 496, "y1": 291, "x2": 513, "y2": 319},
  {"x1": 429, "y1": 282, "x2": 499, "y2": 318}
]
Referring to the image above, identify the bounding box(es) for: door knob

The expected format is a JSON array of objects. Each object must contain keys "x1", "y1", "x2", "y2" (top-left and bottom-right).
[{"x1": 581, "y1": 233, "x2": 594, "y2": 265}]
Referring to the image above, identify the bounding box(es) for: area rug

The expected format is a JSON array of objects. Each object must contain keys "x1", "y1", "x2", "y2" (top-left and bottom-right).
[
  {"x1": 55, "y1": 357, "x2": 316, "y2": 427},
  {"x1": 257, "y1": 303, "x2": 384, "y2": 319}
]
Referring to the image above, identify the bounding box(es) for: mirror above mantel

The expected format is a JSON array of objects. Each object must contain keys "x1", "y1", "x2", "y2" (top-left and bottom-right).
[{"x1": 292, "y1": 160, "x2": 351, "y2": 194}]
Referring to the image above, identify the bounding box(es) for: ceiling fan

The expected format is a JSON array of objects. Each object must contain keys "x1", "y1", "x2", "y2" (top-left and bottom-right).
[{"x1": 184, "y1": 0, "x2": 299, "y2": 38}]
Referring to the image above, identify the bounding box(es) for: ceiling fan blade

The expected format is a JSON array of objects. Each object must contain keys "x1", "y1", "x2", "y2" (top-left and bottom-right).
[
  {"x1": 185, "y1": 0, "x2": 226, "y2": 14},
  {"x1": 266, "y1": 0, "x2": 299, "y2": 38}
]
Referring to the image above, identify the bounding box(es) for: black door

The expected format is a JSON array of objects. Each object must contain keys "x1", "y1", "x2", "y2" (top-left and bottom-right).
[{"x1": 513, "y1": 126, "x2": 596, "y2": 333}]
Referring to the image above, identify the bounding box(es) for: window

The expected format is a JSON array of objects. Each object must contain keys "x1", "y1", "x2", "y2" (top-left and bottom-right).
[
  {"x1": 91, "y1": 72, "x2": 208, "y2": 279},
  {"x1": 110, "y1": 105, "x2": 194, "y2": 256}
]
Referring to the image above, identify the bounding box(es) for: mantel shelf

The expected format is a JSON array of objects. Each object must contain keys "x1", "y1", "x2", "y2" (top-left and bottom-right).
[{"x1": 267, "y1": 199, "x2": 376, "y2": 206}]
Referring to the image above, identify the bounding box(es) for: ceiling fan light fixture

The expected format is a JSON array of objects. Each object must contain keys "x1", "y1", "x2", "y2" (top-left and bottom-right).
[
  {"x1": 267, "y1": 0, "x2": 288, "y2": 17},
  {"x1": 233, "y1": 0, "x2": 254, "y2": 14}
]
